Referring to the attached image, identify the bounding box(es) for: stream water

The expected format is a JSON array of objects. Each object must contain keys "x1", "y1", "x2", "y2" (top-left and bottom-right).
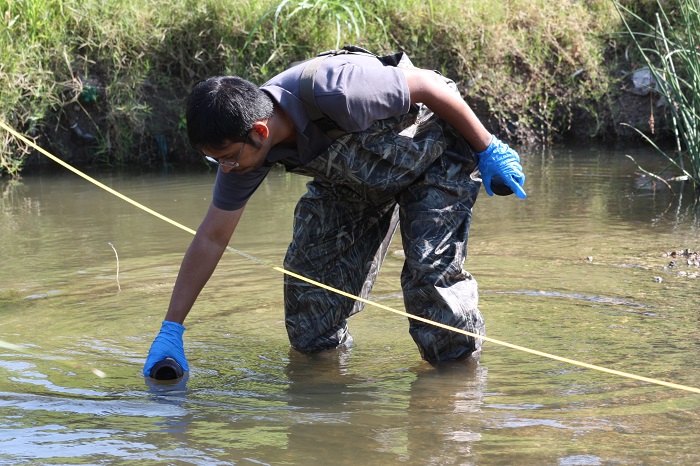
[{"x1": 0, "y1": 145, "x2": 699, "y2": 465}]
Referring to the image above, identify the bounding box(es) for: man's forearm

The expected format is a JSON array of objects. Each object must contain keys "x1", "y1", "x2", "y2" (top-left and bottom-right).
[
  {"x1": 163, "y1": 203, "x2": 244, "y2": 324},
  {"x1": 401, "y1": 67, "x2": 492, "y2": 152},
  {"x1": 164, "y1": 233, "x2": 229, "y2": 324}
]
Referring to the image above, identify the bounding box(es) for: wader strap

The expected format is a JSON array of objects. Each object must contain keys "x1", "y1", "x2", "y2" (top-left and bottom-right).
[
  {"x1": 300, "y1": 55, "x2": 347, "y2": 139},
  {"x1": 299, "y1": 46, "x2": 386, "y2": 140}
]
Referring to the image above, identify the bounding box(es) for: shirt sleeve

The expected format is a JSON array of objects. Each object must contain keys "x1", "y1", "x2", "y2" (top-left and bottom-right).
[
  {"x1": 212, "y1": 166, "x2": 271, "y2": 211},
  {"x1": 314, "y1": 60, "x2": 411, "y2": 132}
]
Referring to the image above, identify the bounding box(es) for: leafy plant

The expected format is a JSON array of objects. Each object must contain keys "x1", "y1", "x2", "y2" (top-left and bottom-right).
[{"x1": 614, "y1": 0, "x2": 700, "y2": 192}]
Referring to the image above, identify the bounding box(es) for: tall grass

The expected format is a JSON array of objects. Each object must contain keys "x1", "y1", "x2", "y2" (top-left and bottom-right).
[
  {"x1": 614, "y1": 0, "x2": 700, "y2": 191},
  {"x1": 1, "y1": 0, "x2": 619, "y2": 177},
  {"x1": 1, "y1": 0, "x2": 69, "y2": 174},
  {"x1": 246, "y1": 0, "x2": 384, "y2": 50}
]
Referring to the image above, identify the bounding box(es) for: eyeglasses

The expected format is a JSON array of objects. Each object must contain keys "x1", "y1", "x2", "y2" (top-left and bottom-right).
[{"x1": 204, "y1": 132, "x2": 249, "y2": 168}]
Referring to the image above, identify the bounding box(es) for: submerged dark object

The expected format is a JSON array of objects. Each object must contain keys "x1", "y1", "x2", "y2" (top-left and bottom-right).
[
  {"x1": 150, "y1": 358, "x2": 184, "y2": 380},
  {"x1": 490, "y1": 174, "x2": 514, "y2": 196}
]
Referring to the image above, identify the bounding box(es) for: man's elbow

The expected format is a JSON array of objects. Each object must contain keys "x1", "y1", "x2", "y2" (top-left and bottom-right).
[
  {"x1": 402, "y1": 68, "x2": 447, "y2": 106},
  {"x1": 196, "y1": 204, "x2": 243, "y2": 249}
]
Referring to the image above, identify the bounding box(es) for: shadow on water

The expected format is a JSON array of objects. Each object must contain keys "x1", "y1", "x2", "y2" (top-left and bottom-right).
[{"x1": 1, "y1": 145, "x2": 700, "y2": 464}]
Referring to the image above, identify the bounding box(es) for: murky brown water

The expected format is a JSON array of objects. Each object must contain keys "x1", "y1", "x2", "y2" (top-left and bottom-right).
[{"x1": 1, "y1": 146, "x2": 699, "y2": 464}]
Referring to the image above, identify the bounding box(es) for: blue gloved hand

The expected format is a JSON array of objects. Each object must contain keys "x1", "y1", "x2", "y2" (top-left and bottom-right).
[
  {"x1": 476, "y1": 135, "x2": 527, "y2": 199},
  {"x1": 143, "y1": 321, "x2": 189, "y2": 377}
]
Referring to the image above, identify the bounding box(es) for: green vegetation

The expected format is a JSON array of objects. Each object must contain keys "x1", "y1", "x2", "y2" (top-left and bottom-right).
[
  {"x1": 0, "y1": 0, "x2": 643, "y2": 177},
  {"x1": 615, "y1": 0, "x2": 700, "y2": 192}
]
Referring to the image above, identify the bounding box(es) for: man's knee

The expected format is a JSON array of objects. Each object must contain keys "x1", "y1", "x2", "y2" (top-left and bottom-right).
[{"x1": 286, "y1": 320, "x2": 353, "y2": 353}]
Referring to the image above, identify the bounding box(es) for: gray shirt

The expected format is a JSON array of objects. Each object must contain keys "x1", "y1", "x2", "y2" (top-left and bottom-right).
[{"x1": 212, "y1": 53, "x2": 411, "y2": 211}]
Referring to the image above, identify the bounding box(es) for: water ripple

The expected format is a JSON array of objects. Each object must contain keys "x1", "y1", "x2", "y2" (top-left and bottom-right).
[
  {"x1": 0, "y1": 391, "x2": 187, "y2": 417},
  {"x1": 494, "y1": 290, "x2": 653, "y2": 311}
]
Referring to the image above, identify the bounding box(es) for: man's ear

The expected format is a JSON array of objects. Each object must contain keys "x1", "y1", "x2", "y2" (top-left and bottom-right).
[{"x1": 252, "y1": 120, "x2": 269, "y2": 139}]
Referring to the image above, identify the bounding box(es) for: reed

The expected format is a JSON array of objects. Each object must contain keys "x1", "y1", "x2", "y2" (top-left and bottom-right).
[
  {"x1": 108, "y1": 242, "x2": 121, "y2": 292},
  {"x1": 614, "y1": 0, "x2": 700, "y2": 191}
]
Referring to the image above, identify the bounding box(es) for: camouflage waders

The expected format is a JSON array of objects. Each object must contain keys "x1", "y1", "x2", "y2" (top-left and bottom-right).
[{"x1": 284, "y1": 91, "x2": 485, "y2": 362}]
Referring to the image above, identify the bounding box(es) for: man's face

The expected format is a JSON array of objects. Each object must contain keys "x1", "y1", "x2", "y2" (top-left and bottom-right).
[{"x1": 202, "y1": 137, "x2": 268, "y2": 175}]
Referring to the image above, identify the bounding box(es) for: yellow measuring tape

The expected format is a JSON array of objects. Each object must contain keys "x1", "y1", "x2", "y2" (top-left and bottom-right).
[{"x1": 2, "y1": 119, "x2": 699, "y2": 395}]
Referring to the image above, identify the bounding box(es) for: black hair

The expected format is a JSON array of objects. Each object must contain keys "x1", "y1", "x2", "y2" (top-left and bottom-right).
[{"x1": 185, "y1": 76, "x2": 274, "y2": 149}]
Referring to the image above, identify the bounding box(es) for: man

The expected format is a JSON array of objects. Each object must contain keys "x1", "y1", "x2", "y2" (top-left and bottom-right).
[{"x1": 143, "y1": 48, "x2": 526, "y2": 376}]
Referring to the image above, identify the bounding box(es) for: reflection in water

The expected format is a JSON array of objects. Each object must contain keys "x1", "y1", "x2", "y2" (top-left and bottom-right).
[
  {"x1": 283, "y1": 349, "x2": 392, "y2": 463},
  {"x1": 1, "y1": 147, "x2": 700, "y2": 463},
  {"x1": 404, "y1": 361, "x2": 486, "y2": 464},
  {"x1": 145, "y1": 373, "x2": 190, "y2": 396},
  {"x1": 282, "y1": 348, "x2": 486, "y2": 464}
]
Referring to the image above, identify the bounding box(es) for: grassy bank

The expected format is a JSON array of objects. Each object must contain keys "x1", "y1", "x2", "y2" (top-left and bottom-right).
[{"x1": 0, "y1": 0, "x2": 639, "y2": 176}]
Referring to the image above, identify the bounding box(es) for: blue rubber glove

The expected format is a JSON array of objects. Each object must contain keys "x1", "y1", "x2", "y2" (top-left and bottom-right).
[
  {"x1": 476, "y1": 135, "x2": 527, "y2": 199},
  {"x1": 143, "y1": 321, "x2": 189, "y2": 377}
]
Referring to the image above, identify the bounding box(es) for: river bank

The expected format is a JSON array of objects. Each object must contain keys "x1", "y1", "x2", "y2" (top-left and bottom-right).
[{"x1": 1, "y1": 0, "x2": 674, "y2": 176}]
